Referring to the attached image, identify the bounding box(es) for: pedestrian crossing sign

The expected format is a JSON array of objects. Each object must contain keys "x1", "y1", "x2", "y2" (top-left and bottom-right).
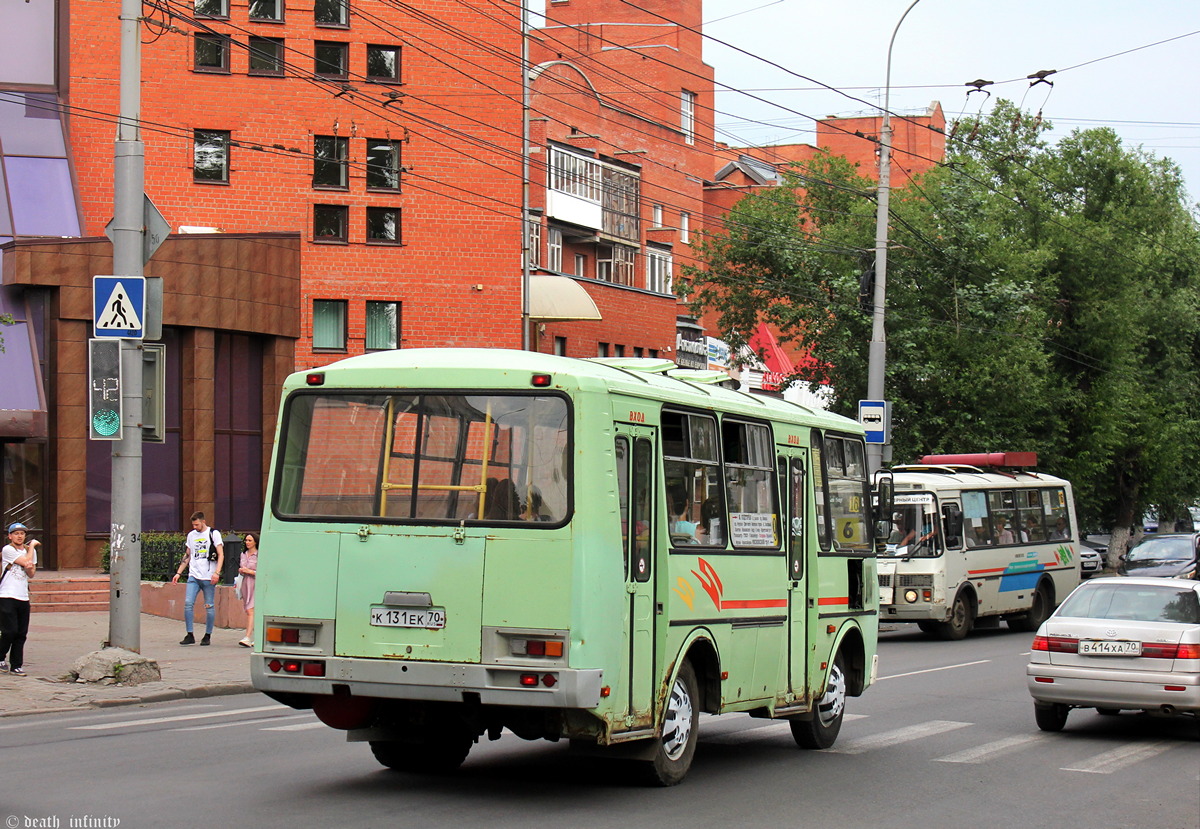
[{"x1": 93, "y1": 275, "x2": 145, "y2": 339}]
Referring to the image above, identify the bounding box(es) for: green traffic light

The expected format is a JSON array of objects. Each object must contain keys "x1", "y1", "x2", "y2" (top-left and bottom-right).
[{"x1": 93, "y1": 408, "x2": 121, "y2": 437}]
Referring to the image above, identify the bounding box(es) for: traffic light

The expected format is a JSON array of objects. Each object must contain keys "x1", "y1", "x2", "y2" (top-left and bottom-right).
[{"x1": 89, "y1": 338, "x2": 122, "y2": 440}]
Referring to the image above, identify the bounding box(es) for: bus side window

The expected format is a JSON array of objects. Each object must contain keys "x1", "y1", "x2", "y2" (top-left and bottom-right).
[
  {"x1": 962, "y1": 490, "x2": 990, "y2": 547},
  {"x1": 1017, "y1": 489, "x2": 1045, "y2": 542},
  {"x1": 1043, "y1": 488, "x2": 1072, "y2": 541},
  {"x1": 810, "y1": 430, "x2": 830, "y2": 551},
  {"x1": 987, "y1": 490, "x2": 1017, "y2": 546},
  {"x1": 615, "y1": 437, "x2": 631, "y2": 575},
  {"x1": 942, "y1": 503, "x2": 963, "y2": 549}
]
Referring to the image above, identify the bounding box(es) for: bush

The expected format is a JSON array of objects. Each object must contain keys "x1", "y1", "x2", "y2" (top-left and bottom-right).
[{"x1": 99, "y1": 532, "x2": 191, "y2": 581}]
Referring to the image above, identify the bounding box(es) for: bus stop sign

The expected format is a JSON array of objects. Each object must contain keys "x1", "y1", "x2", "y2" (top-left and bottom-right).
[{"x1": 858, "y1": 400, "x2": 891, "y2": 444}]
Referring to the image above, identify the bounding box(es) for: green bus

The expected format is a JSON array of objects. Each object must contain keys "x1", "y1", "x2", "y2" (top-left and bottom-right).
[{"x1": 251, "y1": 349, "x2": 886, "y2": 785}]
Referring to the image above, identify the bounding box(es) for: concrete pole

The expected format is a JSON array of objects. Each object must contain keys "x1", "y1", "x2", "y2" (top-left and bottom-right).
[
  {"x1": 866, "y1": 0, "x2": 921, "y2": 474},
  {"x1": 109, "y1": 0, "x2": 145, "y2": 651}
]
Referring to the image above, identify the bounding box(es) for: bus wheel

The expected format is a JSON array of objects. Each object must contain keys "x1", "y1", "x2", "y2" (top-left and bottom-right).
[
  {"x1": 790, "y1": 652, "x2": 847, "y2": 750},
  {"x1": 916, "y1": 621, "x2": 939, "y2": 635},
  {"x1": 1008, "y1": 584, "x2": 1051, "y2": 632},
  {"x1": 935, "y1": 593, "x2": 975, "y2": 640},
  {"x1": 640, "y1": 661, "x2": 699, "y2": 786},
  {"x1": 1034, "y1": 702, "x2": 1069, "y2": 732},
  {"x1": 370, "y1": 732, "x2": 473, "y2": 774}
]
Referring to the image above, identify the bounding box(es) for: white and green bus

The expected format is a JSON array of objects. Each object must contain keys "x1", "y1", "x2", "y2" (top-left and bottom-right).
[
  {"x1": 877, "y1": 453, "x2": 1080, "y2": 640},
  {"x1": 250, "y1": 349, "x2": 888, "y2": 784}
]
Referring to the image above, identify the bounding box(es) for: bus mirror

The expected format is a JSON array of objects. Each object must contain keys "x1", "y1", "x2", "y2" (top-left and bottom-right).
[{"x1": 874, "y1": 471, "x2": 894, "y2": 516}]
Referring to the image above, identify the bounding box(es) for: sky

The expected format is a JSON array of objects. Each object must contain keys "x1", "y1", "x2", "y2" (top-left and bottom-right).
[{"x1": 699, "y1": 0, "x2": 1200, "y2": 205}]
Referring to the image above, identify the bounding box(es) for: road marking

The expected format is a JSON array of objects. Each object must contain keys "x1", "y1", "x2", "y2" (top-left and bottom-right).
[
  {"x1": 829, "y1": 720, "x2": 972, "y2": 755},
  {"x1": 934, "y1": 733, "x2": 1050, "y2": 764},
  {"x1": 261, "y1": 721, "x2": 326, "y2": 732},
  {"x1": 1062, "y1": 740, "x2": 1179, "y2": 774},
  {"x1": 0, "y1": 703, "x2": 223, "y2": 732},
  {"x1": 878, "y1": 660, "x2": 990, "y2": 680},
  {"x1": 174, "y1": 713, "x2": 311, "y2": 732},
  {"x1": 69, "y1": 704, "x2": 282, "y2": 730}
]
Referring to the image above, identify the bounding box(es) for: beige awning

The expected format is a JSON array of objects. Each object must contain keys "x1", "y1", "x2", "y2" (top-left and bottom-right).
[{"x1": 528, "y1": 275, "x2": 602, "y2": 321}]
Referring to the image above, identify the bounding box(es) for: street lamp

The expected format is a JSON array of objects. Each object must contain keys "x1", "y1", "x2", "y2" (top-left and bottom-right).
[{"x1": 866, "y1": 0, "x2": 922, "y2": 474}]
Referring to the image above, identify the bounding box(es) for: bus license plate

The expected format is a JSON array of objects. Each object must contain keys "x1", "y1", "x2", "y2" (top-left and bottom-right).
[
  {"x1": 370, "y1": 607, "x2": 446, "y2": 629},
  {"x1": 1078, "y1": 639, "x2": 1141, "y2": 656}
]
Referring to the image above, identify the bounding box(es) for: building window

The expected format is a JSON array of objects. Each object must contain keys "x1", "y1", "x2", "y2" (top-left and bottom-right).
[
  {"x1": 248, "y1": 0, "x2": 282, "y2": 20},
  {"x1": 313, "y1": 300, "x2": 347, "y2": 350},
  {"x1": 634, "y1": 347, "x2": 644, "y2": 357},
  {"x1": 313, "y1": 136, "x2": 349, "y2": 188},
  {"x1": 646, "y1": 246, "x2": 672, "y2": 293},
  {"x1": 548, "y1": 146, "x2": 602, "y2": 202},
  {"x1": 365, "y1": 138, "x2": 402, "y2": 190},
  {"x1": 194, "y1": 0, "x2": 228, "y2": 17},
  {"x1": 315, "y1": 41, "x2": 348, "y2": 77},
  {"x1": 366, "y1": 301, "x2": 400, "y2": 350},
  {"x1": 366, "y1": 45, "x2": 400, "y2": 81},
  {"x1": 248, "y1": 37, "x2": 284, "y2": 75},
  {"x1": 314, "y1": 0, "x2": 348, "y2": 26},
  {"x1": 614, "y1": 344, "x2": 625, "y2": 357},
  {"x1": 366, "y1": 207, "x2": 400, "y2": 244},
  {"x1": 679, "y1": 212, "x2": 690, "y2": 243},
  {"x1": 574, "y1": 253, "x2": 586, "y2": 276},
  {"x1": 652, "y1": 204, "x2": 663, "y2": 227},
  {"x1": 214, "y1": 333, "x2": 264, "y2": 531},
  {"x1": 597, "y1": 342, "x2": 609, "y2": 357},
  {"x1": 194, "y1": 34, "x2": 230, "y2": 72},
  {"x1": 193, "y1": 129, "x2": 230, "y2": 183},
  {"x1": 547, "y1": 228, "x2": 563, "y2": 272},
  {"x1": 313, "y1": 204, "x2": 348, "y2": 242},
  {"x1": 554, "y1": 337, "x2": 567, "y2": 356},
  {"x1": 681, "y1": 90, "x2": 696, "y2": 144},
  {"x1": 597, "y1": 243, "x2": 636, "y2": 286},
  {"x1": 526, "y1": 218, "x2": 542, "y2": 269}
]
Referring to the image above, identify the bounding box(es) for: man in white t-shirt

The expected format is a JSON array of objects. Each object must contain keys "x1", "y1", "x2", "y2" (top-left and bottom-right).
[{"x1": 170, "y1": 511, "x2": 224, "y2": 645}]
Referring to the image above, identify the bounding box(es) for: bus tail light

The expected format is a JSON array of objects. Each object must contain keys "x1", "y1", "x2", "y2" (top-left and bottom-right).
[
  {"x1": 519, "y1": 673, "x2": 538, "y2": 686},
  {"x1": 306, "y1": 373, "x2": 325, "y2": 386},
  {"x1": 531, "y1": 373, "x2": 552, "y2": 387},
  {"x1": 511, "y1": 638, "x2": 564, "y2": 658},
  {"x1": 267, "y1": 658, "x2": 325, "y2": 676},
  {"x1": 267, "y1": 626, "x2": 317, "y2": 645}
]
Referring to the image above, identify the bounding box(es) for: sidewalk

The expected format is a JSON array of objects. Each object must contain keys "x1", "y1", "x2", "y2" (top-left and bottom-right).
[{"x1": 0, "y1": 612, "x2": 257, "y2": 718}]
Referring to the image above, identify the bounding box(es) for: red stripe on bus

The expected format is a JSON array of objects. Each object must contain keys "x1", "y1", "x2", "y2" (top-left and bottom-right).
[
  {"x1": 817, "y1": 596, "x2": 848, "y2": 606},
  {"x1": 721, "y1": 599, "x2": 789, "y2": 609},
  {"x1": 968, "y1": 568, "x2": 1007, "y2": 575}
]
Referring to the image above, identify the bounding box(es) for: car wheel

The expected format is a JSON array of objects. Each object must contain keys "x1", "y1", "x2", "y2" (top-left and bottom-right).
[
  {"x1": 934, "y1": 592, "x2": 975, "y2": 640},
  {"x1": 639, "y1": 660, "x2": 700, "y2": 786},
  {"x1": 1034, "y1": 702, "x2": 1069, "y2": 732},
  {"x1": 1008, "y1": 583, "x2": 1051, "y2": 632},
  {"x1": 790, "y1": 651, "x2": 848, "y2": 750}
]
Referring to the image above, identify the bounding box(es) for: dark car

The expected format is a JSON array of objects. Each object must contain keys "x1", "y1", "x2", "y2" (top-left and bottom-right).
[{"x1": 1119, "y1": 533, "x2": 1200, "y2": 580}]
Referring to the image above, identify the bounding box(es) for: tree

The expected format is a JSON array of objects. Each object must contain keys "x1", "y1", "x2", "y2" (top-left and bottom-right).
[{"x1": 683, "y1": 101, "x2": 1200, "y2": 537}]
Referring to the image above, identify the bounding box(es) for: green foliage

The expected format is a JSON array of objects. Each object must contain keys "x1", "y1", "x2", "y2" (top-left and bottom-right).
[
  {"x1": 100, "y1": 532, "x2": 188, "y2": 581},
  {"x1": 685, "y1": 101, "x2": 1200, "y2": 531}
]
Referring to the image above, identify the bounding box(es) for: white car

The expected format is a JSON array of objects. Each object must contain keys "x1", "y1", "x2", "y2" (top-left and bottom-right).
[{"x1": 1026, "y1": 577, "x2": 1200, "y2": 731}]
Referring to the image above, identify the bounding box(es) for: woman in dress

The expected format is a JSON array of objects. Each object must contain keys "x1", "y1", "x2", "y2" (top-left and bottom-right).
[{"x1": 238, "y1": 532, "x2": 258, "y2": 647}]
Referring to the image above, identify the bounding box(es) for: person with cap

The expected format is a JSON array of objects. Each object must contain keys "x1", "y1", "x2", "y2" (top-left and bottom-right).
[{"x1": 0, "y1": 522, "x2": 39, "y2": 676}]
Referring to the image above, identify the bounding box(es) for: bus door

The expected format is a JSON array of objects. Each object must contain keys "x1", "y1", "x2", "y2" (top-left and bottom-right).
[
  {"x1": 779, "y1": 451, "x2": 809, "y2": 701},
  {"x1": 615, "y1": 428, "x2": 657, "y2": 725}
]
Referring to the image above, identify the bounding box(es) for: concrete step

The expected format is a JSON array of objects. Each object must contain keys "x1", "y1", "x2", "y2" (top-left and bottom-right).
[
  {"x1": 32, "y1": 601, "x2": 110, "y2": 613},
  {"x1": 30, "y1": 575, "x2": 110, "y2": 612}
]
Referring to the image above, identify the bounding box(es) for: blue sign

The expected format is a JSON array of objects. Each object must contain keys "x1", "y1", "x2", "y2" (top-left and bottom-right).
[
  {"x1": 93, "y1": 276, "x2": 145, "y2": 339},
  {"x1": 858, "y1": 399, "x2": 891, "y2": 445}
]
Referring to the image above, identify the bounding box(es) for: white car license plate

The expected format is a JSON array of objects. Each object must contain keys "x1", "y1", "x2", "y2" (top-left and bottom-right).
[
  {"x1": 1079, "y1": 639, "x2": 1141, "y2": 656},
  {"x1": 370, "y1": 606, "x2": 446, "y2": 629}
]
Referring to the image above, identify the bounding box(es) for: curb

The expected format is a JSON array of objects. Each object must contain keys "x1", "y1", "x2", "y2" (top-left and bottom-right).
[{"x1": 0, "y1": 682, "x2": 258, "y2": 718}]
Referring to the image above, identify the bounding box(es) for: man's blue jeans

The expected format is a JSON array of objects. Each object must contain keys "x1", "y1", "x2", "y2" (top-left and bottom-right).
[{"x1": 184, "y1": 576, "x2": 216, "y2": 634}]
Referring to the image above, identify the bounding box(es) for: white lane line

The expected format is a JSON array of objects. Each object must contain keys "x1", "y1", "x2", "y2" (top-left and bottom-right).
[
  {"x1": 829, "y1": 720, "x2": 972, "y2": 755},
  {"x1": 934, "y1": 733, "x2": 1050, "y2": 764},
  {"x1": 1062, "y1": 740, "x2": 1179, "y2": 774},
  {"x1": 0, "y1": 704, "x2": 224, "y2": 733},
  {"x1": 703, "y1": 714, "x2": 869, "y2": 746},
  {"x1": 174, "y1": 713, "x2": 312, "y2": 732},
  {"x1": 878, "y1": 660, "x2": 991, "y2": 680},
  {"x1": 69, "y1": 704, "x2": 282, "y2": 731},
  {"x1": 261, "y1": 721, "x2": 327, "y2": 732}
]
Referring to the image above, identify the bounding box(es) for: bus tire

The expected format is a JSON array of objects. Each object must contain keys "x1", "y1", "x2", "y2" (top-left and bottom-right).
[
  {"x1": 370, "y1": 732, "x2": 473, "y2": 774},
  {"x1": 1008, "y1": 583, "x2": 1052, "y2": 632},
  {"x1": 640, "y1": 660, "x2": 699, "y2": 786},
  {"x1": 790, "y1": 651, "x2": 847, "y2": 750},
  {"x1": 1034, "y1": 702, "x2": 1069, "y2": 732},
  {"x1": 916, "y1": 621, "x2": 939, "y2": 635},
  {"x1": 934, "y1": 592, "x2": 975, "y2": 640}
]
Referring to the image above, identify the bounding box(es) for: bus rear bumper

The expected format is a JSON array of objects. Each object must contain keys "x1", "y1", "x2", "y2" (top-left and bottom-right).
[{"x1": 250, "y1": 653, "x2": 603, "y2": 709}]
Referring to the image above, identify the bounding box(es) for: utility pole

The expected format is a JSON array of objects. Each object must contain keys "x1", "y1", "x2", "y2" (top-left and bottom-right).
[
  {"x1": 520, "y1": 0, "x2": 531, "y2": 350},
  {"x1": 866, "y1": 0, "x2": 922, "y2": 474},
  {"x1": 109, "y1": 0, "x2": 145, "y2": 650}
]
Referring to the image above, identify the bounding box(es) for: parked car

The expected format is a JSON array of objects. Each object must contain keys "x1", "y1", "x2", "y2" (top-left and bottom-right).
[
  {"x1": 1026, "y1": 577, "x2": 1200, "y2": 730},
  {"x1": 1079, "y1": 544, "x2": 1103, "y2": 578},
  {"x1": 1119, "y1": 532, "x2": 1200, "y2": 579}
]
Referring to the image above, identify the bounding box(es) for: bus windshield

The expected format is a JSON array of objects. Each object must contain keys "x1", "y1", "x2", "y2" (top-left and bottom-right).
[
  {"x1": 884, "y1": 493, "x2": 940, "y2": 557},
  {"x1": 274, "y1": 392, "x2": 570, "y2": 524}
]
